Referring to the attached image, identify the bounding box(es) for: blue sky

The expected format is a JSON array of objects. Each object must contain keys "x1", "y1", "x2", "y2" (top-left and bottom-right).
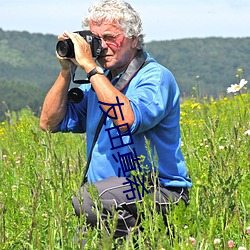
[{"x1": 1, "y1": 0, "x2": 250, "y2": 42}]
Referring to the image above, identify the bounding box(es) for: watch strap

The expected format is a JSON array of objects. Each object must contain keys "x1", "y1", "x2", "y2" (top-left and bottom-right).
[
  {"x1": 87, "y1": 68, "x2": 97, "y2": 79},
  {"x1": 87, "y1": 67, "x2": 103, "y2": 80}
]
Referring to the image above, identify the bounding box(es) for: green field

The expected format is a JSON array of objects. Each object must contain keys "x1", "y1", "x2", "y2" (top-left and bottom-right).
[{"x1": 0, "y1": 91, "x2": 249, "y2": 249}]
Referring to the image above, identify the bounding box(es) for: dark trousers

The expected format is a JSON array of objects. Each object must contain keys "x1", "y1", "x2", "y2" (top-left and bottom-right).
[{"x1": 72, "y1": 175, "x2": 189, "y2": 239}]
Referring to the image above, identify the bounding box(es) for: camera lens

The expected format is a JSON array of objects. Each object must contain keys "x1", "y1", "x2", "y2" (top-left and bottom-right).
[
  {"x1": 68, "y1": 88, "x2": 84, "y2": 103},
  {"x1": 56, "y1": 39, "x2": 74, "y2": 58}
]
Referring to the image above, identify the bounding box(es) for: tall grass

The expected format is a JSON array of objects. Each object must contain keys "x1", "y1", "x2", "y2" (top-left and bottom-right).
[{"x1": 0, "y1": 93, "x2": 249, "y2": 249}]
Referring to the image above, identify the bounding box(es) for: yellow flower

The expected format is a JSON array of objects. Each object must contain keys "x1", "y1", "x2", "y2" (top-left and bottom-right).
[
  {"x1": 191, "y1": 103, "x2": 201, "y2": 109},
  {"x1": 237, "y1": 67, "x2": 243, "y2": 73}
]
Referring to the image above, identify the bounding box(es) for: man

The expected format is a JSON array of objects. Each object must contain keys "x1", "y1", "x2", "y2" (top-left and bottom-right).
[{"x1": 40, "y1": 0, "x2": 192, "y2": 242}]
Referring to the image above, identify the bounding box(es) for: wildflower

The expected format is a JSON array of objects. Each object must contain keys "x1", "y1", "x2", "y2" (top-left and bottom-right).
[
  {"x1": 196, "y1": 180, "x2": 202, "y2": 185},
  {"x1": 189, "y1": 237, "x2": 196, "y2": 246},
  {"x1": 191, "y1": 103, "x2": 201, "y2": 109},
  {"x1": 244, "y1": 130, "x2": 250, "y2": 136},
  {"x1": 214, "y1": 238, "x2": 221, "y2": 244},
  {"x1": 228, "y1": 240, "x2": 235, "y2": 248},
  {"x1": 237, "y1": 67, "x2": 243, "y2": 73},
  {"x1": 246, "y1": 226, "x2": 250, "y2": 235},
  {"x1": 42, "y1": 213, "x2": 48, "y2": 221},
  {"x1": 12, "y1": 185, "x2": 18, "y2": 192},
  {"x1": 218, "y1": 145, "x2": 224, "y2": 150},
  {"x1": 227, "y1": 79, "x2": 248, "y2": 93},
  {"x1": 238, "y1": 247, "x2": 246, "y2": 250}
]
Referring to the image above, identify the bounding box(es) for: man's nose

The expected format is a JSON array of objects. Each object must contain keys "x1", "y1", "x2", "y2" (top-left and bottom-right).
[{"x1": 101, "y1": 38, "x2": 108, "y2": 49}]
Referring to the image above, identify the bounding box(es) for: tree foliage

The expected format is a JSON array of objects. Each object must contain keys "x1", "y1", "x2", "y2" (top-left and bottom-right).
[
  {"x1": 0, "y1": 79, "x2": 46, "y2": 121},
  {"x1": 0, "y1": 28, "x2": 249, "y2": 120},
  {"x1": 0, "y1": 28, "x2": 60, "y2": 90},
  {"x1": 145, "y1": 37, "x2": 250, "y2": 98}
]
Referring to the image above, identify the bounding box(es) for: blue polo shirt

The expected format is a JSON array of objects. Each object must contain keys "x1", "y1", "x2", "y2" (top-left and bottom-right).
[{"x1": 58, "y1": 52, "x2": 192, "y2": 188}]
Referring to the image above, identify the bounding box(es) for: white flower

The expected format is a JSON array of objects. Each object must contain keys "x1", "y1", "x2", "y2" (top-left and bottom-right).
[
  {"x1": 189, "y1": 237, "x2": 196, "y2": 245},
  {"x1": 214, "y1": 238, "x2": 221, "y2": 244},
  {"x1": 238, "y1": 247, "x2": 246, "y2": 250},
  {"x1": 244, "y1": 130, "x2": 250, "y2": 136},
  {"x1": 227, "y1": 79, "x2": 248, "y2": 93}
]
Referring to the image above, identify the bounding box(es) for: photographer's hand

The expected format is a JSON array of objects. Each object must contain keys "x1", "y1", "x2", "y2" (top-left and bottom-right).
[
  {"x1": 56, "y1": 33, "x2": 78, "y2": 71},
  {"x1": 63, "y1": 31, "x2": 96, "y2": 73}
]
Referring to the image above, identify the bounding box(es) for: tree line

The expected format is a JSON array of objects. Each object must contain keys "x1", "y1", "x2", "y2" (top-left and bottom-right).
[{"x1": 0, "y1": 28, "x2": 249, "y2": 120}]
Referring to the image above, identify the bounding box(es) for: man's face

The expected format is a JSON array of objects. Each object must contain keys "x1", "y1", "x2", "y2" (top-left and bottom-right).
[{"x1": 89, "y1": 20, "x2": 138, "y2": 73}]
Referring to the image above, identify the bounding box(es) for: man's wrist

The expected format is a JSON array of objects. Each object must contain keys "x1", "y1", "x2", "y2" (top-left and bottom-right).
[
  {"x1": 60, "y1": 68, "x2": 71, "y2": 79},
  {"x1": 87, "y1": 66, "x2": 104, "y2": 80}
]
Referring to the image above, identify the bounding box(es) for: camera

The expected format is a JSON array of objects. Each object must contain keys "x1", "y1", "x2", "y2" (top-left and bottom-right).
[{"x1": 56, "y1": 30, "x2": 102, "y2": 58}]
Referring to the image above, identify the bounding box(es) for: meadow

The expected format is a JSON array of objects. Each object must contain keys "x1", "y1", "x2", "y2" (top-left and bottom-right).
[{"x1": 0, "y1": 90, "x2": 249, "y2": 249}]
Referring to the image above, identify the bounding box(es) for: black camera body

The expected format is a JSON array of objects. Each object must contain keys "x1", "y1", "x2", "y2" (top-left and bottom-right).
[{"x1": 56, "y1": 30, "x2": 102, "y2": 58}]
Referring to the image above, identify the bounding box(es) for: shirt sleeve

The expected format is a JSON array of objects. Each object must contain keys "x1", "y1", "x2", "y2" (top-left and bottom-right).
[{"x1": 129, "y1": 63, "x2": 180, "y2": 134}]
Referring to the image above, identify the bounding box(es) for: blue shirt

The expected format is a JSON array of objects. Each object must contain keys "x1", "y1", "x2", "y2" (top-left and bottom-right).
[{"x1": 58, "y1": 52, "x2": 192, "y2": 188}]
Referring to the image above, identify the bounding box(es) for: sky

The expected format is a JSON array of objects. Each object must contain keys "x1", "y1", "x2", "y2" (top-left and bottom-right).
[{"x1": 1, "y1": 0, "x2": 250, "y2": 42}]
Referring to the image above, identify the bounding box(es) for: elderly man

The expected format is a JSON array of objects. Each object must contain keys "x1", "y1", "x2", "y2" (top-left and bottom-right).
[{"x1": 40, "y1": 0, "x2": 192, "y2": 242}]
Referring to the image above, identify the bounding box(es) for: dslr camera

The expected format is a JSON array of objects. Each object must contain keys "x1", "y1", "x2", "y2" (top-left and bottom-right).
[{"x1": 56, "y1": 30, "x2": 102, "y2": 58}]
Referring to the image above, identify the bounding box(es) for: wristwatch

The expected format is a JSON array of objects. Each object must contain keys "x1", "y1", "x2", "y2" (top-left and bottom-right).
[{"x1": 87, "y1": 66, "x2": 104, "y2": 80}]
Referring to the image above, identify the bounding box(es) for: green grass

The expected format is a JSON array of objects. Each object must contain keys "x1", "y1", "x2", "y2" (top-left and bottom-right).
[{"x1": 0, "y1": 93, "x2": 249, "y2": 249}]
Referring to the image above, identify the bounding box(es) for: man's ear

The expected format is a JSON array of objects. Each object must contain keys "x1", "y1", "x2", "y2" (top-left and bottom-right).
[{"x1": 131, "y1": 36, "x2": 139, "y2": 48}]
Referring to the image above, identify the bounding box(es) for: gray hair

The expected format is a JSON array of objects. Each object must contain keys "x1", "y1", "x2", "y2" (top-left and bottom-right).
[{"x1": 82, "y1": 0, "x2": 145, "y2": 49}]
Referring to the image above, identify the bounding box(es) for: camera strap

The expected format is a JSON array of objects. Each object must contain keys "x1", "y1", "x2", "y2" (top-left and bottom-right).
[{"x1": 81, "y1": 50, "x2": 150, "y2": 186}]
